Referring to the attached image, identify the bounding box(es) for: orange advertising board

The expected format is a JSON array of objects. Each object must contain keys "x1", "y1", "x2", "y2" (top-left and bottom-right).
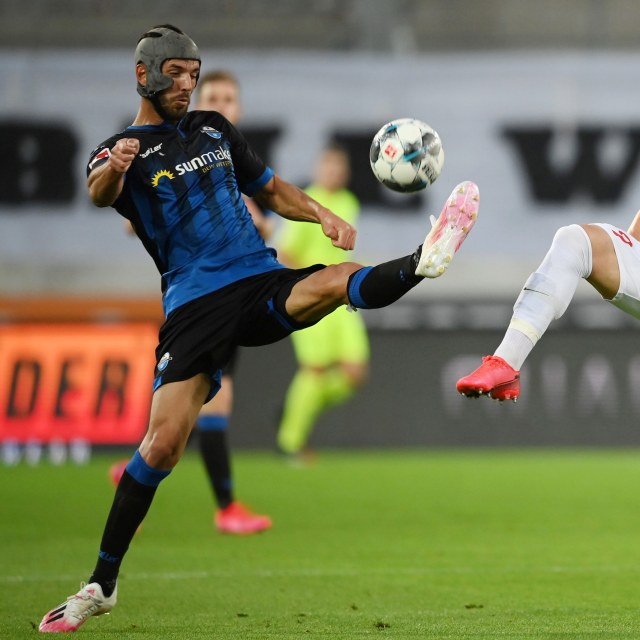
[{"x1": 0, "y1": 324, "x2": 158, "y2": 444}]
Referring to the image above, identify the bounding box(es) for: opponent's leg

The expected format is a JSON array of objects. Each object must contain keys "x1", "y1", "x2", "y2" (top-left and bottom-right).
[
  {"x1": 457, "y1": 224, "x2": 594, "y2": 401},
  {"x1": 39, "y1": 375, "x2": 209, "y2": 633},
  {"x1": 583, "y1": 224, "x2": 622, "y2": 299}
]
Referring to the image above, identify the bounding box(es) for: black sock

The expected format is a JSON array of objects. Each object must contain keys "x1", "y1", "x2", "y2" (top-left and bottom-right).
[
  {"x1": 89, "y1": 470, "x2": 158, "y2": 596},
  {"x1": 347, "y1": 247, "x2": 422, "y2": 309},
  {"x1": 199, "y1": 429, "x2": 233, "y2": 509}
]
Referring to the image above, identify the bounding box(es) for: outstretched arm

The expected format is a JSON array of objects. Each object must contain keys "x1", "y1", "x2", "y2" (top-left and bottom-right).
[
  {"x1": 87, "y1": 138, "x2": 140, "y2": 207},
  {"x1": 253, "y1": 175, "x2": 356, "y2": 251}
]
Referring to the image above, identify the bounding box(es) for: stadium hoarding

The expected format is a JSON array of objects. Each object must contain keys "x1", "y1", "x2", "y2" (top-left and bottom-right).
[
  {"x1": 230, "y1": 326, "x2": 640, "y2": 448},
  {"x1": 1, "y1": 322, "x2": 639, "y2": 449},
  {"x1": 0, "y1": 324, "x2": 156, "y2": 445}
]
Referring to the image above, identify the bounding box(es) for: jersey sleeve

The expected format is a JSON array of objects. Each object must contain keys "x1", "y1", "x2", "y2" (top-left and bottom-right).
[
  {"x1": 193, "y1": 111, "x2": 273, "y2": 196},
  {"x1": 87, "y1": 144, "x2": 111, "y2": 176},
  {"x1": 86, "y1": 134, "x2": 134, "y2": 215},
  {"x1": 86, "y1": 134, "x2": 121, "y2": 177},
  {"x1": 225, "y1": 121, "x2": 274, "y2": 195}
]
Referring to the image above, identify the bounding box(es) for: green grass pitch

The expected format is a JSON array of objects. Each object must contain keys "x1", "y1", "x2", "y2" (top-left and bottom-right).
[{"x1": 2, "y1": 448, "x2": 640, "y2": 638}]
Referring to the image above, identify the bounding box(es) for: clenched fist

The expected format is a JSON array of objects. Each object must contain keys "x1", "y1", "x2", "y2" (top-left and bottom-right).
[{"x1": 109, "y1": 138, "x2": 140, "y2": 174}]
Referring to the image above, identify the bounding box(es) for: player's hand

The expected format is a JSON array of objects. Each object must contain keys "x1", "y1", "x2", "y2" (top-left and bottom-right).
[
  {"x1": 109, "y1": 138, "x2": 140, "y2": 174},
  {"x1": 321, "y1": 212, "x2": 357, "y2": 250}
]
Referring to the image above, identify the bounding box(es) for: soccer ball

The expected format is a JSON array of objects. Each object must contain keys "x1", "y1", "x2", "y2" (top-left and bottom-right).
[{"x1": 370, "y1": 118, "x2": 444, "y2": 193}]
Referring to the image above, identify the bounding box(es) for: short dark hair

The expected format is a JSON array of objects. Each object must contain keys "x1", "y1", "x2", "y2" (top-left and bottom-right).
[
  {"x1": 325, "y1": 140, "x2": 349, "y2": 156},
  {"x1": 198, "y1": 69, "x2": 239, "y2": 88}
]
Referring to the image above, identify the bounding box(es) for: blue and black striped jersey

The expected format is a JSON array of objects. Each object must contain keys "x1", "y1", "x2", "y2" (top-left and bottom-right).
[{"x1": 87, "y1": 111, "x2": 283, "y2": 317}]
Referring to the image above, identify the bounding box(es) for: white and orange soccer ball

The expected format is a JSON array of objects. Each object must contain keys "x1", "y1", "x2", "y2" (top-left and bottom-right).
[{"x1": 370, "y1": 118, "x2": 444, "y2": 193}]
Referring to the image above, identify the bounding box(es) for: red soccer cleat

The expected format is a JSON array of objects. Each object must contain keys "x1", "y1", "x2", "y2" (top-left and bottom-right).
[
  {"x1": 456, "y1": 355, "x2": 520, "y2": 402},
  {"x1": 108, "y1": 459, "x2": 129, "y2": 487},
  {"x1": 214, "y1": 501, "x2": 272, "y2": 535}
]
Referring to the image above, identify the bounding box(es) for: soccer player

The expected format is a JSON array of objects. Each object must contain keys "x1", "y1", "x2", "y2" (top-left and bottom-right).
[
  {"x1": 109, "y1": 70, "x2": 272, "y2": 534},
  {"x1": 456, "y1": 217, "x2": 640, "y2": 401},
  {"x1": 276, "y1": 143, "x2": 369, "y2": 461},
  {"x1": 39, "y1": 24, "x2": 478, "y2": 632},
  {"x1": 192, "y1": 69, "x2": 273, "y2": 534},
  {"x1": 195, "y1": 70, "x2": 274, "y2": 240}
]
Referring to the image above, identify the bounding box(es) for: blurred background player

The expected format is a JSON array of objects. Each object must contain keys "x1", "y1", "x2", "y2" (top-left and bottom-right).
[
  {"x1": 456, "y1": 216, "x2": 640, "y2": 401},
  {"x1": 276, "y1": 143, "x2": 370, "y2": 462},
  {"x1": 192, "y1": 69, "x2": 273, "y2": 533},
  {"x1": 110, "y1": 69, "x2": 272, "y2": 535}
]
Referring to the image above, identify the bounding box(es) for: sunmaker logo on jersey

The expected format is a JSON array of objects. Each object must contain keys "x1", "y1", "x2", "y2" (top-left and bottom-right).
[
  {"x1": 150, "y1": 148, "x2": 231, "y2": 186},
  {"x1": 151, "y1": 169, "x2": 175, "y2": 187},
  {"x1": 175, "y1": 148, "x2": 231, "y2": 176}
]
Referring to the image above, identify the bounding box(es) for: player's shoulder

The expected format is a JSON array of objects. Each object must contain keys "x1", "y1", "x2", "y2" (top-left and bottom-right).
[
  {"x1": 88, "y1": 128, "x2": 132, "y2": 158},
  {"x1": 182, "y1": 110, "x2": 231, "y2": 133},
  {"x1": 343, "y1": 188, "x2": 360, "y2": 208},
  {"x1": 86, "y1": 130, "x2": 124, "y2": 172}
]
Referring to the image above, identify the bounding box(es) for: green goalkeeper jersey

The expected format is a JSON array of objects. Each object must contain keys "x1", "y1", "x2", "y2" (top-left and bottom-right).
[{"x1": 278, "y1": 184, "x2": 360, "y2": 266}]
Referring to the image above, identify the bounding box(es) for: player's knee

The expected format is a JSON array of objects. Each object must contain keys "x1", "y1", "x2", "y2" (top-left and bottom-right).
[
  {"x1": 341, "y1": 362, "x2": 369, "y2": 388},
  {"x1": 549, "y1": 224, "x2": 591, "y2": 278},
  {"x1": 150, "y1": 448, "x2": 182, "y2": 470},
  {"x1": 140, "y1": 420, "x2": 190, "y2": 469},
  {"x1": 140, "y1": 441, "x2": 180, "y2": 469},
  {"x1": 323, "y1": 262, "x2": 362, "y2": 302},
  {"x1": 552, "y1": 224, "x2": 586, "y2": 246},
  {"x1": 518, "y1": 224, "x2": 592, "y2": 321}
]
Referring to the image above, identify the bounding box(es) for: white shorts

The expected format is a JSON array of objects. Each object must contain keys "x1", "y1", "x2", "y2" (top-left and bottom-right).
[{"x1": 592, "y1": 223, "x2": 640, "y2": 320}]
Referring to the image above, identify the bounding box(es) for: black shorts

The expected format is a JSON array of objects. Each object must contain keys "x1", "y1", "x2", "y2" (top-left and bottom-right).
[
  {"x1": 221, "y1": 348, "x2": 239, "y2": 378},
  {"x1": 152, "y1": 265, "x2": 325, "y2": 401}
]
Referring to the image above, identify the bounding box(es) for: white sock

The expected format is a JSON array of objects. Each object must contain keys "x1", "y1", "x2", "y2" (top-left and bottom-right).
[
  {"x1": 494, "y1": 328, "x2": 534, "y2": 371},
  {"x1": 494, "y1": 224, "x2": 592, "y2": 370}
]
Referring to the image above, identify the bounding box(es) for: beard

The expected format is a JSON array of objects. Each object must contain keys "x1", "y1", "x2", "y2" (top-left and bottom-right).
[{"x1": 155, "y1": 93, "x2": 190, "y2": 122}]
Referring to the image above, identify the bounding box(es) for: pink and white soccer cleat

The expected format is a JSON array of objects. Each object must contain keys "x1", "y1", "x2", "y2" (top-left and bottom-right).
[
  {"x1": 456, "y1": 355, "x2": 520, "y2": 402},
  {"x1": 415, "y1": 180, "x2": 479, "y2": 278},
  {"x1": 215, "y1": 501, "x2": 272, "y2": 535},
  {"x1": 39, "y1": 582, "x2": 117, "y2": 633}
]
